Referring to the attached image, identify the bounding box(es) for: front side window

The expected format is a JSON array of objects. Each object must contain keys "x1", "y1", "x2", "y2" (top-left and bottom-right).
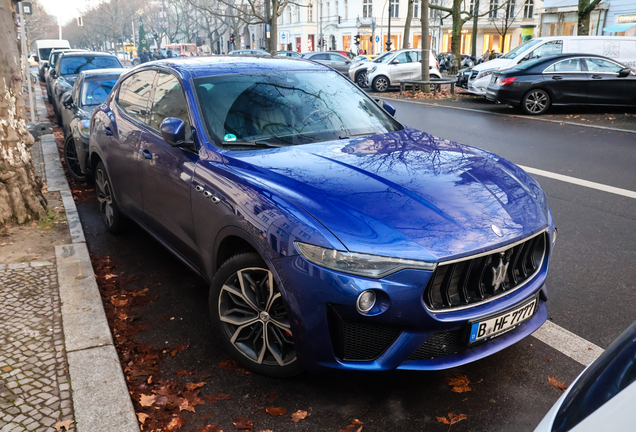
[
  {"x1": 585, "y1": 57, "x2": 623, "y2": 73},
  {"x1": 117, "y1": 70, "x2": 156, "y2": 124},
  {"x1": 59, "y1": 56, "x2": 122, "y2": 76},
  {"x1": 82, "y1": 78, "x2": 119, "y2": 106},
  {"x1": 194, "y1": 70, "x2": 401, "y2": 147},
  {"x1": 149, "y1": 72, "x2": 191, "y2": 134},
  {"x1": 530, "y1": 40, "x2": 563, "y2": 59}
]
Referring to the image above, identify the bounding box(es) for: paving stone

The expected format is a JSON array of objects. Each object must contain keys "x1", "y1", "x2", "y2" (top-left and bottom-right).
[{"x1": 0, "y1": 265, "x2": 75, "y2": 430}]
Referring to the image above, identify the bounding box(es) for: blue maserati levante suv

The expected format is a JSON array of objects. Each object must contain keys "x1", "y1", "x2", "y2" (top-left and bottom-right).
[{"x1": 89, "y1": 57, "x2": 556, "y2": 377}]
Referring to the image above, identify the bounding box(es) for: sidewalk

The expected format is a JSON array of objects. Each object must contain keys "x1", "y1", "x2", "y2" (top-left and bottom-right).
[{"x1": 0, "y1": 82, "x2": 139, "y2": 432}]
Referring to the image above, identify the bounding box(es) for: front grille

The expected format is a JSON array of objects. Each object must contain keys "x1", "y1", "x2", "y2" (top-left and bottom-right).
[
  {"x1": 424, "y1": 232, "x2": 547, "y2": 311},
  {"x1": 327, "y1": 305, "x2": 401, "y2": 361},
  {"x1": 407, "y1": 330, "x2": 465, "y2": 360}
]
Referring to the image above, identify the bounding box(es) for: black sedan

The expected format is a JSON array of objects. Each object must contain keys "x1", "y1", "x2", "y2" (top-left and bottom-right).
[
  {"x1": 486, "y1": 53, "x2": 636, "y2": 115},
  {"x1": 50, "y1": 52, "x2": 122, "y2": 123},
  {"x1": 59, "y1": 68, "x2": 126, "y2": 181}
]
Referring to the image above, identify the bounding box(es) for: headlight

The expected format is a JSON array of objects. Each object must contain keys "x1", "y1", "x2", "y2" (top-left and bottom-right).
[
  {"x1": 295, "y1": 242, "x2": 436, "y2": 278},
  {"x1": 476, "y1": 69, "x2": 497, "y2": 80},
  {"x1": 79, "y1": 119, "x2": 90, "y2": 138},
  {"x1": 368, "y1": 66, "x2": 377, "y2": 74}
]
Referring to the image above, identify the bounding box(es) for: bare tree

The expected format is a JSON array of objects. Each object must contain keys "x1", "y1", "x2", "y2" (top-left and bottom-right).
[
  {"x1": 24, "y1": 0, "x2": 57, "y2": 43},
  {"x1": 491, "y1": 0, "x2": 524, "y2": 46},
  {"x1": 0, "y1": 0, "x2": 47, "y2": 227},
  {"x1": 578, "y1": 0, "x2": 602, "y2": 36}
]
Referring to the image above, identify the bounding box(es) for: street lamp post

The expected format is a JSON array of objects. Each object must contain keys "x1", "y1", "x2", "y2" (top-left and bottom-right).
[{"x1": 386, "y1": 3, "x2": 393, "y2": 51}]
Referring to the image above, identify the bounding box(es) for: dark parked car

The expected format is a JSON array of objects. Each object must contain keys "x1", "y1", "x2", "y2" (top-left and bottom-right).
[
  {"x1": 229, "y1": 49, "x2": 271, "y2": 56},
  {"x1": 89, "y1": 57, "x2": 555, "y2": 377},
  {"x1": 457, "y1": 67, "x2": 473, "y2": 89},
  {"x1": 51, "y1": 52, "x2": 122, "y2": 123},
  {"x1": 59, "y1": 68, "x2": 126, "y2": 181},
  {"x1": 486, "y1": 53, "x2": 636, "y2": 115},
  {"x1": 45, "y1": 49, "x2": 86, "y2": 104},
  {"x1": 276, "y1": 51, "x2": 302, "y2": 58},
  {"x1": 302, "y1": 51, "x2": 352, "y2": 75}
]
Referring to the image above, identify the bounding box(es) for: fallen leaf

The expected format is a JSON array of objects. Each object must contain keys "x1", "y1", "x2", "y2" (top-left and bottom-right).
[
  {"x1": 185, "y1": 382, "x2": 206, "y2": 391},
  {"x1": 82, "y1": 307, "x2": 91, "y2": 311},
  {"x1": 179, "y1": 398, "x2": 196, "y2": 413},
  {"x1": 136, "y1": 412, "x2": 149, "y2": 424},
  {"x1": 232, "y1": 415, "x2": 253, "y2": 430},
  {"x1": 175, "y1": 369, "x2": 191, "y2": 378},
  {"x1": 201, "y1": 426, "x2": 222, "y2": 432},
  {"x1": 265, "y1": 407, "x2": 286, "y2": 416},
  {"x1": 110, "y1": 295, "x2": 130, "y2": 307},
  {"x1": 338, "y1": 419, "x2": 363, "y2": 432},
  {"x1": 266, "y1": 391, "x2": 278, "y2": 401},
  {"x1": 1, "y1": 366, "x2": 11, "y2": 372},
  {"x1": 436, "y1": 413, "x2": 467, "y2": 428},
  {"x1": 104, "y1": 273, "x2": 119, "y2": 279},
  {"x1": 165, "y1": 416, "x2": 186, "y2": 431},
  {"x1": 291, "y1": 410, "x2": 308, "y2": 422},
  {"x1": 139, "y1": 393, "x2": 157, "y2": 407},
  {"x1": 444, "y1": 373, "x2": 472, "y2": 393},
  {"x1": 54, "y1": 420, "x2": 74, "y2": 431},
  {"x1": 548, "y1": 375, "x2": 568, "y2": 392}
]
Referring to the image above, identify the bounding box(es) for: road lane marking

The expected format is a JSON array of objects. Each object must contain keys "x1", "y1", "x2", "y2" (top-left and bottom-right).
[
  {"x1": 384, "y1": 97, "x2": 636, "y2": 134},
  {"x1": 518, "y1": 165, "x2": 636, "y2": 200},
  {"x1": 532, "y1": 320, "x2": 604, "y2": 366}
]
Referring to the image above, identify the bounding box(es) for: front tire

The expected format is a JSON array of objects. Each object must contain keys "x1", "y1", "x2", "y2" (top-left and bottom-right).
[
  {"x1": 355, "y1": 71, "x2": 367, "y2": 87},
  {"x1": 210, "y1": 253, "x2": 302, "y2": 378},
  {"x1": 372, "y1": 75, "x2": 390, "y2": 92},
  {"x1": 132, "y1": 59, "x2": 140, "y2": 66},
  {"x1": 95, "y1": 161, "x2": 125, "y2": 233},
  {"x1": 63, "y1": 136, "x2": 88, "y2": 182},
  {"x1": 522, "y1": 89, "x2": 550, "y2": 115}
]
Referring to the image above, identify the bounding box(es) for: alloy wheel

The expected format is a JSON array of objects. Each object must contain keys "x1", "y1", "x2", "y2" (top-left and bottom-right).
[
  {"x1": 524, "y1": 90, "x2": 549, "y2": 114},
  {"x1": 218, "y1": 267, "x2": 296, "y2": 367},
  {"x1": 356, "y1": 71, "x2": 367, "y2": 87},
  {"x1": 373, "y1": 76, "x2": 389, "y2": 92},
  {"x1": 95, "y1": 168, "x2": 115, "y2": 227}
]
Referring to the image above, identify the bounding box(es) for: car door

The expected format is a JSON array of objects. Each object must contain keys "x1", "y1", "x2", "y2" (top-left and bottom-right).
[
  {"x1": 542, "y1": 58, "x2": 588, "y2": 104},
  {"x1": 310, "y1": 53, "x2": 331, "y2": 68},
  {"x1": 584, "y1": 57, "x2": 635, "y2": 105},
  {"x1": 389, "y1": 52, "x2": 414, "y2": 83},
  {"x1": 404, "y1": 51, "x2": 421, "y2": 80},
  {"x1": 328, "y1": 54, "x2": 350, "y2": 74},
  {"x1": 104, "y1": 69, "x2": 156, "y2": 220},
  {"x1": 138, "y1": 70, "x2": 200, "y2": 265}
]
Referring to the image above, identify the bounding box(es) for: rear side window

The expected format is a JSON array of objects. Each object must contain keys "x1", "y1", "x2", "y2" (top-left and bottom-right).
[
  {"x1": 329, "y1": 54, "x2": 346, "y2": 62},
  {"x1": 148, "y1": 72, "x2": 190, "y2": 135},
  {"x1": 117, "y1": 70, "x2": 156, "y2": 124},
  {"x1": 545, "y1": 58, "x2": 583, "y2": 73}
]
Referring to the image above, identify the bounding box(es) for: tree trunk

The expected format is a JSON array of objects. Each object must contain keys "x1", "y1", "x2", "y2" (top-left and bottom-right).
[
  {"x1": 450, "y1": 0, "x2": 463, "y2": 72},
  {"x1": 421, "y1": 0, "x2": 430, "y2": 91},
  {"x1": 0, "y1": 0, "x2": 47, "y2": 227},
  {"x1": 268, "y1": 0, "x2": 278, "y2": 55},
  {"x1": 577, "y1": 8, "x2": 591, "y2": 35},
  {"x1": 403, "y1": 0, "x2": 414, "y2": 49}
]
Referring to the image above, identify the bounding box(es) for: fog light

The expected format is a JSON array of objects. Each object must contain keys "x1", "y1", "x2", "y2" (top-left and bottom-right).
[
  {"x1": 553, "y1": 227, "x2": 558, "y2": 246},
  {"x1": 356, "y1": 290, "x2": 376, "y2": 314}
]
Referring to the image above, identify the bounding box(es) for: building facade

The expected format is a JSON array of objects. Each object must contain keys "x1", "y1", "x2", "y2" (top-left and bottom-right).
[
  {"x1": 539, "y1": 0, "x2": 636, "y2": 37},
  {"x1": 276, "y1": 0, "x2": 543, "y2": 55}
]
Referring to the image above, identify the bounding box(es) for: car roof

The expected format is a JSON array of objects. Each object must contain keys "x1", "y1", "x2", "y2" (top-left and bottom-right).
[
  {"x1": 529, "y1": 53, "x2": 623, "y2": 65},
  {"x1": 59, "y1": 52, "x2": 118, "y2": 58},
  {"x1": 80, "y1": 68, "x2": 127, "y2": 78},
  {"x1": 131, "y1": 56, "x2": 329, "y2": 79}
]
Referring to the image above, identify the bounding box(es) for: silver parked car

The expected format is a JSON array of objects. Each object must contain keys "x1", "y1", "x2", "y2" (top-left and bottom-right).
[{"x1": 301, "y1": 52, "x2": 352, "y2": 75}]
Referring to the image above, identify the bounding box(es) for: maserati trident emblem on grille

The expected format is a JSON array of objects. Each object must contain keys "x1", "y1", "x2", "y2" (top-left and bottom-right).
[
  {"x1": 491, "y1": 224, "x2": 504, "y2": 237},
  {"x1": 492, "y1": 253, "x2": 509, "y2": 291}
]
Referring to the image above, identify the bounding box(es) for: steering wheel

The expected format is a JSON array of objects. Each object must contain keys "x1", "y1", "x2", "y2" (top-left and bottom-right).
[{"x1": 302, "y1": 108, "x2": 332, "y2": 124}]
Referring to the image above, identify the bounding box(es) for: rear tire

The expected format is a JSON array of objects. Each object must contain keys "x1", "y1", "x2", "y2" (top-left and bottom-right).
[
  {"x1": 210, "y1": 252, "x2": 302, "y2": 378},
  {"x1": 372, "y1": 75, "x2": 390, "y2": 92},
  {"x1": 95, "y1": 161, "x2": 125, "y2": 234},
  {"x1": 521, "y1": 89, "x2": 550, "y2": 115}
]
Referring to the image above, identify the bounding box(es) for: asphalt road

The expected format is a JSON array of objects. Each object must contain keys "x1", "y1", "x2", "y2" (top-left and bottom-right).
[{"x1": 73, "y1": 102, "x2": 636, "y2": 431}]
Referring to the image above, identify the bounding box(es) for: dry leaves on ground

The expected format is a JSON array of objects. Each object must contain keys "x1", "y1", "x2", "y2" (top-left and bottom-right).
[
  {"x1": 291, "y1": 410, "x2": 308, "y2": 422},
  {"x1": 437, "y1": 413, "x2": 468, "y2": 431},
  {"x1": 136, "y1": 412, "x2": 149, "y2": 424},
  {"x1": 548, "y1": 375, "x2": 568, "y2": 392},
  {"x1": 139, "y1": 393, "x2": 157, "y2": 407},
  {"x1": 265, "y1": 407, "x2": 286, "y2": 416},
  {"x1": 201, "y1": 425, "x2": 223, "y2": 432},
  {"x1": 232, "y1": 415, "x2": 253, "y2": 430},
  {"x1": 444, "y1": 373, "x2": 472, "y2": 393},
  {"x1": 53, "y1": 420, "x2": 74, "y2": 431},
  {"x1": 338, "y1": 418, "x2": 363, "y2": 432},
  {"x1": 165, "y1": 415, "x2": 186, "y2": 431},
  {"x1": 185, "y1": 381, "x2": 206, "y2": 391}
]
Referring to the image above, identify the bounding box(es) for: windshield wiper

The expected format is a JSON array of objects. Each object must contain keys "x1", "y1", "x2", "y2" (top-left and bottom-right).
[
  {"x1": 222, "y1": 140, "x2": 288, "y2": 148},
  {"x1": 338, "y1": 133, "x2": 373, "y2": 140}
]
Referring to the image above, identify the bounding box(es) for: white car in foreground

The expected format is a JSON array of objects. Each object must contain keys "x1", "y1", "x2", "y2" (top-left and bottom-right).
[
  {"x1": 534, "y1": 320, "x2": 636, "y2": 432},
  {"x1": 365, "y1": 49, "x2": 441, "y2": 92}
]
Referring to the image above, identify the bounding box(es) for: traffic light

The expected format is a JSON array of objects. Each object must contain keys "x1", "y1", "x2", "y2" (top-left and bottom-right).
[
  {"x1": 230, "y1": 34, "x2": 235, "y2": 43},
  {"x1": 355, "y1": 34, "x2": 361, "y2": 45}
]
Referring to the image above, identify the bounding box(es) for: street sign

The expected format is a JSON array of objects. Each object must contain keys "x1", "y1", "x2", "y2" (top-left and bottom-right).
[
  {"x1": 22, "y1": 2, "x2": 32, "y2": 15},
  {"x1": 375, "y1": 35, "x2": 380, "y2": 42},
  {"x1": 278, "y1": 31, "x2": 290, "y2": 44}
]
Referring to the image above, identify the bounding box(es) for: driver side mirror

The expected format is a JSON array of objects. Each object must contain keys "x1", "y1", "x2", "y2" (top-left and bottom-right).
[
  {"x1": 160, "y1": 117, "x2": 186, "y2": 147},
  {"x1": 391, "y1": 59, "x2": 400, "y2": 65},
  {"x1": 62, "y1": 93, "x2": 73, "y2": 107},
  {"x1": 618, "y1": 67, "x2": 632, "y2": 77},
  {"x1": 375, "y1": 99, "x2": 396, "y2": 116}
]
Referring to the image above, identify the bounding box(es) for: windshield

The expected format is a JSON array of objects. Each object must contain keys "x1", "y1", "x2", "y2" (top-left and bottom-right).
[
  {"x1": 82, "y1": 78, "x2": 119, "y2": 106},
  {"x1": 194, "y1": 70, "x2": 401, "y2": 147},
  {"x1": 373, "y1": 52, "x2": 393, "y2": 63},
  {"x1": 59, "y1": 56, "x2": 122, "y2": 76},
  {"x1": 39, "y1": 48, "x2": 55, "y2": 62},
  {"x1": 502, "y1": 39, "x2": 542, "y2": 59}
]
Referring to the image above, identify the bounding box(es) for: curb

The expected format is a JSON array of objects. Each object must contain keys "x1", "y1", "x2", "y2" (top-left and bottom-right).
[
  {"x1": 381, "y1": 96, "x2": 636, "y2": 135},
  {"x1": 37, "y1": 81, "x2": 140, "y2": 431}
]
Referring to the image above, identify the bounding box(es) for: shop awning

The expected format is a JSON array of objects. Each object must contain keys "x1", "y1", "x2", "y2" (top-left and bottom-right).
[{"x1": 603, "y1": 23, "x2": 636, "y2": 32}]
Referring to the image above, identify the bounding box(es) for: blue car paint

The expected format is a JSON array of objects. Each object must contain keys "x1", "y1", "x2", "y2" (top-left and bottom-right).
[{"x1": 89, "y1": 57, "x2": 555, "y2": 373}]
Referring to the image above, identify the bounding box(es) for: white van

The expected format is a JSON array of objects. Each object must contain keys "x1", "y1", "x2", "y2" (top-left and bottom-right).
[
  {"x1": 34, "y1": 39, "x2": 71, "y2": 81},
  {"x1": 468, "y1": 36, "x2": 636, "y2": 96}
]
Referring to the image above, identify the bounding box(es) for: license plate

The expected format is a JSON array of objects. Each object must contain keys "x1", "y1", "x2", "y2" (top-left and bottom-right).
[{"x1": 468, "y1": 297, "x2": 538, "y2": 344}]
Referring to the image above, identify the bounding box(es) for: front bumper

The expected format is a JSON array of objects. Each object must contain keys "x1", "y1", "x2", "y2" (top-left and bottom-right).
[
  {"x1": 467, "y1": 76, "x2": 491, "y2": 96},
  {"x1": 276, "y1": 248, "x2": 550, "y2": 373}
]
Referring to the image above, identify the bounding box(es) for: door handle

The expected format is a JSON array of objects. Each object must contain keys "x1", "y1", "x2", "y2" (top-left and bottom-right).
[
  {"x1": 103, "y1": 126, "x2": 113, "y2": 135},
  {"x1": 591, "y1": 75, "x2": 603, "y2": 79},
  {"x1": 139, "y1": 148, "x2": 152, "y2": 159},
  {"x1": 551, "y1": 76, "x2": 562, "y2": 80}
]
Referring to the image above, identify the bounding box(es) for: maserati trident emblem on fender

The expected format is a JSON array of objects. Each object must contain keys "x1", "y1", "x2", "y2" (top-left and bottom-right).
[
  {"x1": 492, "y1": 253, "x2": 509, "y2": 291},
  {"x1": 491, "y1": 224, "x2": 504, "y2": 237}
]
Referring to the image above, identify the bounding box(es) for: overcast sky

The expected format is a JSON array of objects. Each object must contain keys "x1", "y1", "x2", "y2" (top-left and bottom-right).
[{"x1": 39, "y1": 0, "x2": 98, "y2": 25}]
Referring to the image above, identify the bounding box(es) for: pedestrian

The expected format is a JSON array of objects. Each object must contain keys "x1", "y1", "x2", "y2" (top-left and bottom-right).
[
  {"x1": 140, "y1": 48, "x2": 149, "y2": 63},
  {"x1": 166, "y1": 48, "x2": 174, "y2": 58}
]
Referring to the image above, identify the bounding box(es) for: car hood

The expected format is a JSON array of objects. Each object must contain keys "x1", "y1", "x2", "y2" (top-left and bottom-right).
[
  {"x1": 473, "y1": 58, "x2": 516, "y2": 72},
  {"x1": 222, "y1": 128, "x2": 548, "y2": 262}
]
